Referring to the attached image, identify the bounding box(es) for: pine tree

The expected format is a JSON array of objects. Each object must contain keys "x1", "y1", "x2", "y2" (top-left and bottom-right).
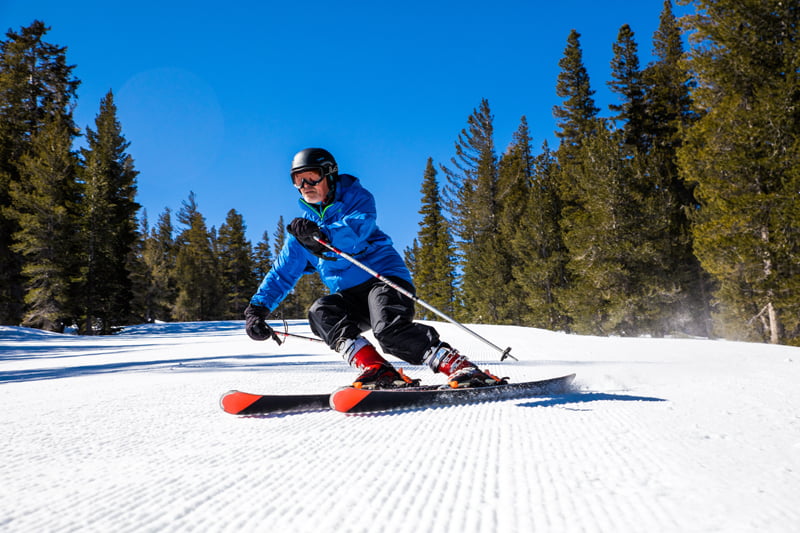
[
  {"x1": 553, "y1": 29, "x2": 601, "y2": 154},
  {"x1": 217, "y1": 209, "x2": 256, "y2": 319},
  {"x1": 404, "y1": 239, "x2": 418, "y2": 280},
  {"x1": 511, "y1": 142, "x2": 570, "y2": 330},
  {"x1": 173, "y1": 192, "x2": 224, "y2": 321},
  {"x1": 558, "y1": 124, "x2": 663, "y2": 335},
  {"x1": 129, "y1": 213, "x2": 153, "y2": 323},
  {"x1": 6, "y1": 111, "x2": 80, "y2": 331},
  {"x1": 553, "y1": 28, "x2": 602, "y2": 254},
  {"x1": 646, "y1": 1, "x2": 696, "y2": 150},
  {"x1": 141, "y1": 208, "x2": 177, "y2": 321},
  {"x1": 77, "y1": 90, "x2": 140, "y2": 334},
  {"x1": 641, "y1": 0, "x2": 712, "y2": 337},
  {"x1": 442, "y1": 99, "x2": 503, "y2": 322},
  {"x1": 608, "y1": 24, "x2": 648, "y2": 151},
  {"x1": 272, "y1": 216, "x2": 286, "y2": 258},
  {"x1": 497, "y1": 118, "x2": 535, "y2": 324},
  {"x1": 552, "y1": 29, "x2": 602, "y2": 331},
  {"x1": 679, "y1": 0, "x2": 800, "y2": 344},
  {"x1": 0, "y1": 21, "x2": 80, "y2": 325},
  {"x1": 412, "y1": 158, "x2": 455, "y2": 318},
  {"x1": 253, "y1": 230, "x2": 273, "y2": 282}
]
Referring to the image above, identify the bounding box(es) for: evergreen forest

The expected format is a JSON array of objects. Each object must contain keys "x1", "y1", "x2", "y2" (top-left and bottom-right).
[{"x1": 1, "y1": 1, "x2": 798, "y2": 345}]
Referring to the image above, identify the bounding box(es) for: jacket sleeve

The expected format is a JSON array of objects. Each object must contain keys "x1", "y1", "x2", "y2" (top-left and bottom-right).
[{"x1": 250, "y1": 237, "x2": 315, "y2": 311}]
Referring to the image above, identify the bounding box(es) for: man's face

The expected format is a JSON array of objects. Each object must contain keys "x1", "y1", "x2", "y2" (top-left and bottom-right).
[{"x1": 293, "y1": 169, "x2": 330, "y2": 204}]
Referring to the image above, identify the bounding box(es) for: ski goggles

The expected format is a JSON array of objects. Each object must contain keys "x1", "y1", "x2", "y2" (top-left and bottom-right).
[{"x1": 292, "y1": 170, "x2": 326, "y2": 189}]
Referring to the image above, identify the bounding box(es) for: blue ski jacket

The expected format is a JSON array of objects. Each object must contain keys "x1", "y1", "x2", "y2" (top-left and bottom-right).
[{"x1": 250, "y1": 174, "x2": 412, "y2": 311}]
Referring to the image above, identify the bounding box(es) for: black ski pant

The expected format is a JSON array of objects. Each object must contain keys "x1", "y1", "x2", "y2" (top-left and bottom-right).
[{"x1": 308, "y1": 276, "x2": 439, "y2": 365}]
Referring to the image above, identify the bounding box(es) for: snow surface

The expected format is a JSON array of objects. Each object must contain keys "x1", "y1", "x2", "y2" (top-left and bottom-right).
[{"x1": 2, "y1": 320, "x2": 799, "y2": 533}]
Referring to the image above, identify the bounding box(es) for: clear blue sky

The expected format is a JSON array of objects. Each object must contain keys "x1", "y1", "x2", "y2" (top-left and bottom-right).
[{"x1": 2, "y1": 0, "x2": 686, "y2": 253}]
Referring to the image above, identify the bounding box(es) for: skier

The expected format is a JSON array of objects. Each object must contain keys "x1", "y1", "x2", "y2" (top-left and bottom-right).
[{"x1": 244, "y1": 147, "x2": 506, "y2": 389}]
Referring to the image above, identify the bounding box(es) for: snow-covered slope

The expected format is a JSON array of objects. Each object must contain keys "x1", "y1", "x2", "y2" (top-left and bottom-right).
[{"x1": 2, "y1": 321, "x2": 799, "y2": 532}]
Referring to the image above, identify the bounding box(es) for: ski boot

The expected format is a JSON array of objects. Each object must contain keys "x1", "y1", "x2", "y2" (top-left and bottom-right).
[
  {"x1": 337, "y1": 337, "x2": 419, "y2": 390},
  {"x1": 424, "y1": 342, "x2": 508, "y2": 389}
]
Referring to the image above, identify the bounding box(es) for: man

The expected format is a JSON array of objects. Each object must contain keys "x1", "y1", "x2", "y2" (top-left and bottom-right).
[{"x1": 244, "y1": 148, "x2": 505, "y2": 389}]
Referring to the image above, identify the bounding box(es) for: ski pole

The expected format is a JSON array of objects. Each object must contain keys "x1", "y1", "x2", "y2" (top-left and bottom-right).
[
  {"x1": 272, "y1": 319, "x2": 326, "y2": 344},
  {"x1": 273, "y1": 330, "x2": 326, "y2": 343},
  {"x1": 313, "y1": 236, "x2": 517, "y2": 362}
]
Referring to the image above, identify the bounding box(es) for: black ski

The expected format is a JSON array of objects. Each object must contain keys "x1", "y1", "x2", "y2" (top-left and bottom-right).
[
  {"x1": 329, "y1": 373, "x2": 576, "y2": 413},
  {"x1": 220, "y1": 390, "x2": 331, "y2": 415}
]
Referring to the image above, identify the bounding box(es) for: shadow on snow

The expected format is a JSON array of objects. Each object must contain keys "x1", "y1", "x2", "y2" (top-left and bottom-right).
[
  {"x1": 517, "y1": 391, "x2": 667, "y2": 409},
  {"x1": 343, "y1": 390, "x2": 667, "y2": 418},
  {"x1": 0, "y1": 353, "x2": 334, "y2": 384}
]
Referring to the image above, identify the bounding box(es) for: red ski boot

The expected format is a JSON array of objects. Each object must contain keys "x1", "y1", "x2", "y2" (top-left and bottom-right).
[
  {"x1": 338, "y1": 337, "x2": 419, "y2": 390},
  {"x1": 424, "y1": 342, "x2": 508, "y2": 388}
]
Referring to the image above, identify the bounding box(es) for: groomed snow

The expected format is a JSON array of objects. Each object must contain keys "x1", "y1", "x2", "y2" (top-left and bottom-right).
[{"x1": 2, "y1": 320, "x2": 799, "y2": 532}]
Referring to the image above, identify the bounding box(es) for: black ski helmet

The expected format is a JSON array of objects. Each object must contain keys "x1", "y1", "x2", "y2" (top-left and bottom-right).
[{"x1": 290, "y1": 148, "x2": 338, "y2": 183}]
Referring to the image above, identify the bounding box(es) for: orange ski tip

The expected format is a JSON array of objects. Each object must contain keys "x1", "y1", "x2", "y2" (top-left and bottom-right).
[
  {"x1": 331, "y1": 388, "x2": 371, "y2": 412},
  {"x1": 220, "y1": 390, "x2": 260, "y2": 414}
]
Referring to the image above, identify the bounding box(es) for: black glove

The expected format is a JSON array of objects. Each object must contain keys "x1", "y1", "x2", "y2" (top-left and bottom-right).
[
  {"x1": 287, "y1": 218, "x2": 330, "y2": 257},
  {"x1": 244, "y1": 304, "x2": 282, "y2": 344}
]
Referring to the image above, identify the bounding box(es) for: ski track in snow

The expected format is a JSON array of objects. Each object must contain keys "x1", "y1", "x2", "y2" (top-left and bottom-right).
[{"x1": 2, "y1": 320, "x2": 799, "y2": 532}]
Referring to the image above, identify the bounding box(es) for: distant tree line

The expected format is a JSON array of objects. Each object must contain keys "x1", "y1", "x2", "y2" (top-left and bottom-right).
[
  {"x1": 137, "y1": 203, "x2": 324, "y2": 328},
  {"x1": 0, "y1": 21, "x2": 322, "y2": 333},
  {"x1": 2, "y1": 0, "x2": 798, "y2": 345},
  {"x1": 405, "y1": 0, "x2": 799, "y2": 346}
]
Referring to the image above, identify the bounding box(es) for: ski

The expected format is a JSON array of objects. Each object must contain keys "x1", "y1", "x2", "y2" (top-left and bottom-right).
[
  {"x1": 219, "y1": 385, "x2": 443, "y2": 415},
  {"x1": 329, "y1": 373, "x2": 576, "y2": 414},
  {"x1": 219, "y1": 384, "x2": 448, "y2": 415},
  {"x1": 220, "y1": 390, "x2": 331, "y2": 415},
  {"x1": 221, "y1": 373, "x2": 576, "y2": 415}
]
